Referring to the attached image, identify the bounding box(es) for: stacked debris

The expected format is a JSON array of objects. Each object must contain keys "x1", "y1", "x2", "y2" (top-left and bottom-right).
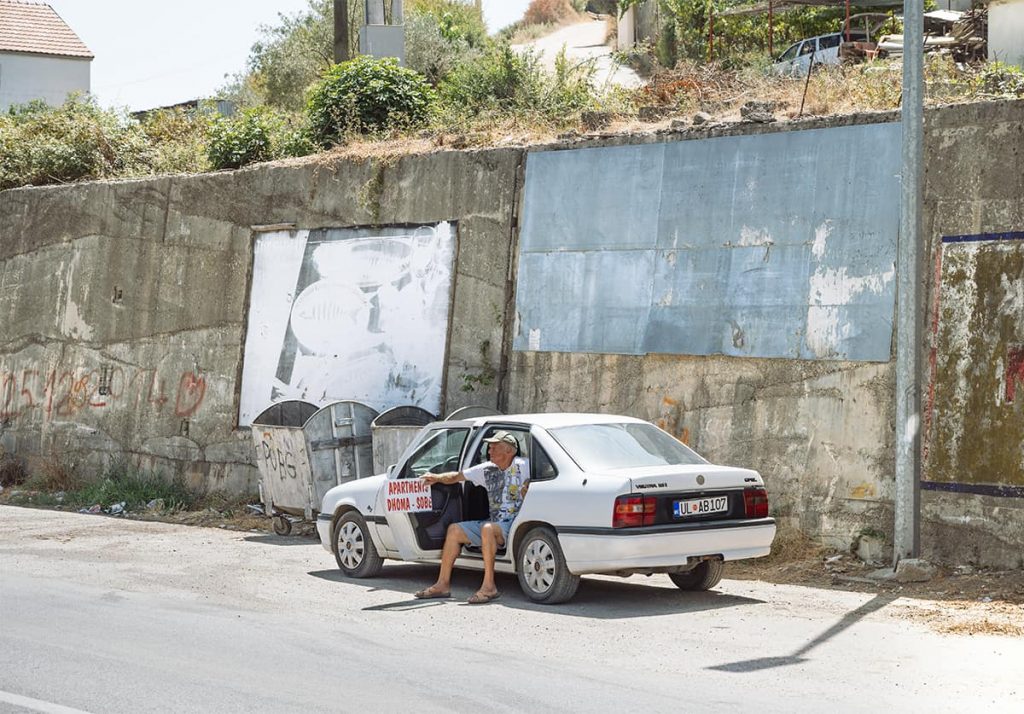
[
  {"x1": 877, "y1": 9, "x2": 988, "y2": 61},
  {"x1": 952, "y1": 8, "x2": 988, "y2": 62}
]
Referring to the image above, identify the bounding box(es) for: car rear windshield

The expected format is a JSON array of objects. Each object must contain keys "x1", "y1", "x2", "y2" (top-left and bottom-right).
[{"x1": 549, "y1": 423, "x2": 707, "y2": 472}]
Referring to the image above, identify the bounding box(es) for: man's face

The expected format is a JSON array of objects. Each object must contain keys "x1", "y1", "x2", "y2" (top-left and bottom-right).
[{"x1": 488, "y1": 441, "x2": 515, "y2": 467}]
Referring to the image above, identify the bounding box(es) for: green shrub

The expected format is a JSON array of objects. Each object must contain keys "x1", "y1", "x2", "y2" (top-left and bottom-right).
[
  {"x1": 0, "y1": 96, "x2": 147, "y2": 190},
  {"x1": 306, "y1": 56, "x2": 435, "y2": 144},
  {"x1": 137, "y1": 107, "x2": 212, "y2": 174},
  {"x1": 207, "y1": 107, "x2": 311, "y2": 170},
  {"x1": 438, "y1": 44, "x2": 595, "y2": 126},
  {"x1": 975, "y1": 62, "x2": 1024, "y2": 97}
]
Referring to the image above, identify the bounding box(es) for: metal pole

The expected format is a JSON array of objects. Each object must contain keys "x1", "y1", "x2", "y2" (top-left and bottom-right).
[
  {"x1": 894, "y1": 0, "x2": 923, "y2": 564},
  {"x1": 366, "y1": 0, "x2": 385, "y2": 25}
]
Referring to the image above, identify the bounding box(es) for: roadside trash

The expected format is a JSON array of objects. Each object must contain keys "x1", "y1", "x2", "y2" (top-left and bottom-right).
[
  {"x1": 146, "y1": 498, "x2": 164, "y2": 511},
  {"x1": 246, "y1": 504, "x2": 265, "y2": 516},
  {"x1": 108, "y1": 502, "x2": 125, "y2": 516},
  {"x1": 954, "y1": 565, "x2": 975, "y2": 576},
  {"x1": 979, "y1": 596, "x2": 992, "y2": 603},
  {"x1": 826, "y1": 554, "x2": 844, "y2": 563},
  {"x1": 86, "y1": 504, "x2": 102, "y2": 514}
]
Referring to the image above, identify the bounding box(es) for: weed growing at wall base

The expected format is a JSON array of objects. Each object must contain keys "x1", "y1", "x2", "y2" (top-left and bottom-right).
[{"x1": 8, "y1": 459, "x2": 199, "y2": 513}]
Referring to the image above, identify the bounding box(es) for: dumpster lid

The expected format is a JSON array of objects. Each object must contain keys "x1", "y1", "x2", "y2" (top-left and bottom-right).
[
  {"x1": 251, "y1": 400, "x2": 319, "y2": 427},
  {"x1": 445, "y1": 405, "x2": 503, "y2": 420},
  {"x1": 372, "y1": 405, "x2": 436, "y2": 427}
]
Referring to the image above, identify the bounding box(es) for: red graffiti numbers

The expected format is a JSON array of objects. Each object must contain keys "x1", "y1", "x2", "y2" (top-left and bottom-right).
[
  {"x1": 1007, "y1": 346, "x2": 1024, "y2": 403},
  {"x1": 174, "y1": 372, "x2": 207, "y2": 417},
  {"x1": 0, "y1": 365, "x2": 208, "y2": 422}
]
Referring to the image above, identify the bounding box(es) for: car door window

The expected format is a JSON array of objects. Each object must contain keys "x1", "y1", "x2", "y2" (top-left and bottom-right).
[
  {"x1": 799, "y1": 39, "x2": 817, "y2": 56},
  {"x1": 531, "y1": 443, "x2": 558, "y2": 482},
  {"x1": 468, "y1": 427, "x2": 529, "y2": 466},
  {"x1": 398, "y1": 428, "x2": 469, "y2": 479}
]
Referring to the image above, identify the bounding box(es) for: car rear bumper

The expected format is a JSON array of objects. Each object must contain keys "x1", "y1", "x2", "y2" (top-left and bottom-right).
[{"x1": 557, "y1": 518, "x2": 777, "y2": 575}]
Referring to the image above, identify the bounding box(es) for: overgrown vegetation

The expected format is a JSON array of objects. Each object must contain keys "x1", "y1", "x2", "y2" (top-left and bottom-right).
[
  {"x1": 307, "y1": 56, "x2": 436, "y2": 143},
  {"x1": 4, "y1": 457, "x2": 200, "y2": 513},
  {"x1": 207, "y1": 107, "x2": 311, "y2": 169},
  {"x1": 2, "y1": 1, "x2": 1022, "y2": 191}
]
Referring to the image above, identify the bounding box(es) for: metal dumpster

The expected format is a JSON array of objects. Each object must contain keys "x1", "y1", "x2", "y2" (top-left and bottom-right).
[
  {"x1": 251, "y1": 399, "x2": 378, "y2": 535},
  {"x1": 370, "y1": 406, "x2": 436, "y2": 475}
]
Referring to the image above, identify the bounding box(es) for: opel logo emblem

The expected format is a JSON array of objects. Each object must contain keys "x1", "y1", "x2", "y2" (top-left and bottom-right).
[{"x1": 696, "y1": 474, "x2": 705, "y2": 485}]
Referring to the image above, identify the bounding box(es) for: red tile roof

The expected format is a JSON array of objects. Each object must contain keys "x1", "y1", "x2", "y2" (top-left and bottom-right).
[{"x1": 0, "y1": 0, "x2": 93, "y2": 59}]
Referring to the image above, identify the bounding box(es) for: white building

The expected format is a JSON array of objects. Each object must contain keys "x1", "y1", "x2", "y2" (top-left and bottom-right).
[
  {"x1": 0, "y1": 0, "x2": 93, "y2": 111},
  {"x1": 989, "y1": 0, "x2": 1024, "y2": 68}
]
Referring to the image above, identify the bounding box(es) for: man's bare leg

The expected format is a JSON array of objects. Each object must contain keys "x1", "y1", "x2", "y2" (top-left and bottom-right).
[
  {"x1": 417, "y1": 523, "x2": 469, "y2": 597},
  {"x1": 475, "y1": 522, "x2": 503, "y2": 598}
]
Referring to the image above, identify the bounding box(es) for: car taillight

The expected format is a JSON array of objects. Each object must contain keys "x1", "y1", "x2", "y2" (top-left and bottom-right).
[
  {"x1": 743, "y1": 487, "x2": 769, "y2": 518},
  {"x1": 613, "y1": 494, "x2": 656, "y2": 528}
]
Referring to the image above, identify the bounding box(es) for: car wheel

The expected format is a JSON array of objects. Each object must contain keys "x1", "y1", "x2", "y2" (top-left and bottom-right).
[
  {"x1": 332, "y1": 511, "x2": 384, "y2": 578},
  {"x1": 516, "y1": 526, "x2": 580, "y2": 604},
  {"x1": 668, "y1": 560, "x2": 724, "y2": 591},
  {"x1": 272, "y1": 515, "x2": 292, "y2": 536}
]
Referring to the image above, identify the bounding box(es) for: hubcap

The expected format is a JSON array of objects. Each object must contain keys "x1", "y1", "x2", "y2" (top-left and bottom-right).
[
  {"x1": 522, "y1": 538, "x2": 555, "y2": 593},
  {"x1": 337, "y1": 521, "x2": 365, "y2": 570}
]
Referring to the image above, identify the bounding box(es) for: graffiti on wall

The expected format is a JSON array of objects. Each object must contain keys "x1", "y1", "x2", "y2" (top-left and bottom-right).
[
  {"x1": 514, "y1": 124, "x2": 901, "y2": 361},
  {"x1": 0, "y1": 364, "x2": 206, "y2": 422},
  {"x1": 237, "y1": 223, "x2": 456, "y2": 426},
  {"x1": 924, "y1": 231, "x2": 1024, "y2": 495}
]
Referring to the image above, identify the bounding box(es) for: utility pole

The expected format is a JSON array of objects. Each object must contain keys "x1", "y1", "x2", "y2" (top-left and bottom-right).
[
  {"x1": 894, "y1": 0, "x2": 923, "y2": 564},
  {"x1": 334, "y1": 0, "x2": 349, "y2": 63}
]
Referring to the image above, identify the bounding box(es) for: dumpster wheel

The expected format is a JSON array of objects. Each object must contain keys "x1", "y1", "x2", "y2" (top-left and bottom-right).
[{"x1": 272, "y1": 515, "x2": 292, "y2": 536}]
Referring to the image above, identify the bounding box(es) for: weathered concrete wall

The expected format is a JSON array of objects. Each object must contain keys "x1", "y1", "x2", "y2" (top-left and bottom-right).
[
  {"x1": 508, "y1": 101, "x2": 1024, "y2": 568},
  {"x1": 2, "y1": 100, "x2": 1021, "y2": 568},
  {"x1": 0, "y1": 149, "x2": 523, "y2": 492},
  {"x1": 920, "y1": 100, "x2": 1024, "y2": 568}
]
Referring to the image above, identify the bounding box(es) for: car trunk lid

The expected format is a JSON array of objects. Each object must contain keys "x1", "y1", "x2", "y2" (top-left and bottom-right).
[{"x1": 626, "y1": 464, "x2": 765, "y2": 526}]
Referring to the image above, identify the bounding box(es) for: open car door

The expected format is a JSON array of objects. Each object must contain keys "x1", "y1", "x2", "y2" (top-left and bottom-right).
[{"x1": 378, "y1": 421, "x2": 474, "y2": 561}]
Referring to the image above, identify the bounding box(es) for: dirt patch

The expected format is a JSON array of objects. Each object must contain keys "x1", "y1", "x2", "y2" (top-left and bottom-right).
[{"x1": 728, "y1": 528, "x2": 1024, "y2": 637}]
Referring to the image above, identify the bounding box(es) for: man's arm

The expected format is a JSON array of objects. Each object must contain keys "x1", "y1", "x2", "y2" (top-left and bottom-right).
[{"x1": 421, "y1": 471, "x2": 466, "y2": 486}]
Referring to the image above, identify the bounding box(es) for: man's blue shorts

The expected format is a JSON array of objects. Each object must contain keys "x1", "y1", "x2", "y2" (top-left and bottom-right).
[{"x1": 456, "y1": 518, "x2": 514, "y2": 546}]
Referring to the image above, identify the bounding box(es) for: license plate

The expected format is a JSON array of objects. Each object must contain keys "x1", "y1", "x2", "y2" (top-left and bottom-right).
[{"x1": 674, "y1": 496, "x2": 728, "y2": 518}]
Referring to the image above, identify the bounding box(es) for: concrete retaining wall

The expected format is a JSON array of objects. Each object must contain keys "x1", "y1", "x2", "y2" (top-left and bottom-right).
[
  {"x1": 1, "y1": 100, "x2": 1021, "y2": 567},
  {"x1": 0, "y1": 150, "x2": 523, "y2": 492}
]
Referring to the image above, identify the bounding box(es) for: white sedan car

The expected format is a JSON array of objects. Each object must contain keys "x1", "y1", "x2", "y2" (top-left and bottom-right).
[{"x1": 316, "y1": 413, "x2": 776, "y2": 604}]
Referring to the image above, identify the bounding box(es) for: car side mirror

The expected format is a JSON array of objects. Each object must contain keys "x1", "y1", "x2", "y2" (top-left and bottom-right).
[{"x1": 386, "y1": 464, "x2": 397, "y2": 478}]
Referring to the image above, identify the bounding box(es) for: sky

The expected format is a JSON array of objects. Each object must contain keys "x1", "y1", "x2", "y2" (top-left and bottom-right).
[{"x1": 45, "y1": 1, "x2": 532, "y2": 111}]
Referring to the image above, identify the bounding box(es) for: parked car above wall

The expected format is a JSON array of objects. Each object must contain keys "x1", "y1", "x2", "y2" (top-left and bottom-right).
[{"x1": 316, "y1": 413, "x2": 777, "y2": 604}]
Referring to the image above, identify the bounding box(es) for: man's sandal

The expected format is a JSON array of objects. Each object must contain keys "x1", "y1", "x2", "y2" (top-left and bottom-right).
[
  {"x1": 413, "y1": 587, "x2": 451, "y2": 599},
  {"x1": 467, "y1": 591, "x2": 501, "y2": 604}
]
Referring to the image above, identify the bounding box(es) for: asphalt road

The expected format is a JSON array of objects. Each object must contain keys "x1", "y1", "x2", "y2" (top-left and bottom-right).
[{"x1": 0, "y1": 506, "x2": 1020, "y2": 713}]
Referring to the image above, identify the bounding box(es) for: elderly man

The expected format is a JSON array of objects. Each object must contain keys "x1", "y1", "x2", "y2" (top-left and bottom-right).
[{"x1": 414, "y1": 431, "x2": 529, "y2": 604}]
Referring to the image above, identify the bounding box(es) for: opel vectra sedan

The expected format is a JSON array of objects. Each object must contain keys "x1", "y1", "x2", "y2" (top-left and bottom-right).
[{"x1": 317, "y1": 413, "x2": 776, "y2": 604}]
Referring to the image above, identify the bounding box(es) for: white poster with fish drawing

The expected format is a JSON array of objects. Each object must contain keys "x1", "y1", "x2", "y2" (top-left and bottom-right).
[{"x1": 238, "y1": 223, "x2": 456, "y2": 426}]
